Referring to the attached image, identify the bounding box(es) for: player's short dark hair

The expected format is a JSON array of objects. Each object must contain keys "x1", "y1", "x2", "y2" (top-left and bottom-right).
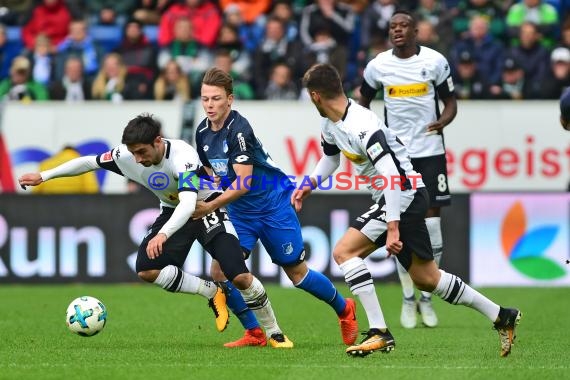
[
  {"x1": 391, "y1": 9, "x2": 416, "y2": 26},
  {"x1": 202, "y1": 67, "x2": 233, "y2": 96},
  {"x1": 122, "y1": 113, "x2": 161, "y2": 145},
  {"x1": 302, "y1": 63, "x2": 344, "y2": 99}
]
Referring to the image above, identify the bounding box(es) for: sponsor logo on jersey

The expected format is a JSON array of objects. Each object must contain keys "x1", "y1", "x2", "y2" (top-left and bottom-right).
[
  {"x1": 210, "y1": 158, "x2": 229, "y2": 176},
  {"x1": 100, "y1": 151, "x2": 113, "y2": 162},
  {"x1": 341, "y1": 150, "x2": 367, "y2": 164},
  {"x1": 386, "y1": 83, "x2": 428, "y2": 98},
  {"x1": 237, "y1": 133, "x2": 247, "y2": 152},
  {"x1": 366, "y1": 142, "x2": 383, "y2": 161}
]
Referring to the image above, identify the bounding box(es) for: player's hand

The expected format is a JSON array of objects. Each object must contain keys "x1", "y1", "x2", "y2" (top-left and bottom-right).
[
  {"x1": 291, "y1": 186, "x2": 312, "y2": 212},
  {"x1": 425, "y1": 120, "x2": 445, "y2": 133},
  {"x1": 386, "y1": 222, "x2": 402, "y2": 256},
  {"x1": 18, "y1": 173, "x2": 43, "y2": 190},
  {"x1": 147, "y1": 233, "x2": 167, "y2": 259},
  {"x1": 192, "y1": 200, "x2": 213, "y2": 219}
]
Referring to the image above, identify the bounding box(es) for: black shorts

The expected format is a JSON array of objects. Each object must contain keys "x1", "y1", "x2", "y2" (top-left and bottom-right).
[
  {"x1": 351, "y1": 188, "x2": 433, "y2": 270},
  {"x1": 135, "y1": 206, "x2": 248, "y2": 280},
  {"x1": 411, "y1": 154, "x2": 451, "y2": 208}
]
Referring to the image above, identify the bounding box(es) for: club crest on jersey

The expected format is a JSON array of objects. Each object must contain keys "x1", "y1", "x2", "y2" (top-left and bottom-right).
[
  {"x1": 210, "y1": 158, "x2": 229, "y2": 176},
  {"x1": 282, "y1": 242, "x2": 294, "y2": 255},
  {"x1": 222, "y1": 140, "x2": 228, "y2": 153}
]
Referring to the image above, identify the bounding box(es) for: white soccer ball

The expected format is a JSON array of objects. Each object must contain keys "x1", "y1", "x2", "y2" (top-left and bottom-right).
[{"x1": 65, "y1": 296, "x2": 107, "y2": 337}]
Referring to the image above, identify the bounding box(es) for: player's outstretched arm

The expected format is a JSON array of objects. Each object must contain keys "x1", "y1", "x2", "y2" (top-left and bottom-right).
[{"x1": 18, "y1": 173, "x2": 43, "y2": 188}]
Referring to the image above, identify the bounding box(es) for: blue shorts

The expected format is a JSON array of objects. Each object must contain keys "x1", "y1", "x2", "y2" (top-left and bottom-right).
[{"x1": 229, "y1": 205, "x2": 305, "y2": 267}]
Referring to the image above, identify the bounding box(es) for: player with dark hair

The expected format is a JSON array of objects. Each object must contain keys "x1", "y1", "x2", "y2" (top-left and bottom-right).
[
  {"x1": 294, "y1": 63, "x2": 521, "y2": 358},
  {"x1": 192, "y1": 67, "x2": 358, "y2": 348},
  {"x1": 18, "y1": 113, "x2": 291, "y2": 346},
  {"x1": 358, "y1": 9, "x2": 458, "y2": 329}
]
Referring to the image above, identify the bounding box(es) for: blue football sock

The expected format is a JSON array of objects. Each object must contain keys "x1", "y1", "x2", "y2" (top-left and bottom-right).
[
  {"x1": 224, "y1": 280, "x2": 260, "y2": 330},
  {"x1": 295, "y1": 269, "x2": 346, "y2": 315}
]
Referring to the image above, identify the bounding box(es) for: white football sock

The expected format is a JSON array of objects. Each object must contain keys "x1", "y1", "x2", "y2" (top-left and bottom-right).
[
  {"x1": 154, "y1": 265, "x2": 217, "y2": 299},
  {"x1": 239, "y1": 276, "x2": 281, "y2": 337},
  {"x1": 340, "y1": 257, "x2": 387, "y2": 330},
  {"x1": 421, "y1": 217, "x2": 443, "y2": 300},
  {"x1": 396, "y1": 258, "x2": 416, "y2": 299},
  {"x1": 432, "y1": 269, "x2": 500, "y2": 321}
]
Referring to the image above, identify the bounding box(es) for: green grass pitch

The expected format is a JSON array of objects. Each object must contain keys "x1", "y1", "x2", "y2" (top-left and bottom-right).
[{"x1": 0, "y1": 284, "x2": 567, "y2": 380}]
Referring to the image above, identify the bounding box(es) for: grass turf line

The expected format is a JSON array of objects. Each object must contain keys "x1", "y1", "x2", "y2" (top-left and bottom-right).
[{"x1": 0, "y1": 284, "x2": 567, "y2": 380}]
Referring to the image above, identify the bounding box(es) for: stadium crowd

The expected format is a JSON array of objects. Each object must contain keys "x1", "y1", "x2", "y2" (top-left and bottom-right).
[{"x1": 0, "y1": 0, "x2": 568, "y2": 102}]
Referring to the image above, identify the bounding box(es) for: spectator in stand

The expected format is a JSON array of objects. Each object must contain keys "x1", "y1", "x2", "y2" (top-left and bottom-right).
[
  {"x1": 115, "y1": 18, "x2": 157, "y2": 88},
  {"x1": 85, "y1": 0, "x2": 137, "y2": 26},
  {"x1": 213, "y1": 49, "x2": 255, "y2": 100},
  {"x1": 302, "y1": 25, "x2": 348, "y2": 82},
  {"x1": 270, "y1": 0, "x2": 299, "y2": 42},
  {"x1": 55, "y1": 19, "x2": 99, "y2": 80},
  {"x1": 506, "y1": 0, "x2": 559, "y2": 48},
  {"x1": 489, "y1": 56, "x2": 529, "y2": 99},
  {"x1": 542, "y1": 47, "x2": 570, "y2": 98},
  {"x1": 507, "y1": 21, "x2": 550, "y2": 99},
  {"x1": 300, "y1": 0, "x2": 355, "y2": 49},
  {"x1": 153, "y1": 59, "x2": 190, "y2": 100},
  {"x1": 216, "y1": 23, "x2": 252, "y2": 83},
  {"x1": 452, "y1": 0, "x2": 506, "y2": 41},
  {"x1": 157, "y1": 17, "x2": 212, "y2": 93},
  {"x1": 27, "y1": 34, "x2": 56, "y2": 86},
  {"x1": 264, "y1": 62, "x2": 299, "y2": 100},
  {"x1": 453, "y1": 49, "x2": 490, "y2": 99},
  {"x1": 559, "y1": 17, "x2": 570, "y2": 49},
  {"x1": 253, "y1": 15, "x2": 304, "y2": 98},
  {"x1": 158, "y1": 0, "x2": 221, "y2": 48},
  {"x1": 22, "y1": 0, "x2": 72, "y2": 52},
  {"x1": 452, "y1": 15, "x2": 504, "y2": 87},
  {"x1": 222, "y1": 4, "x2": 265, "y2": 54},
  {"x1": 132, "y1": 0, "x2": 173, "y2": 25},
  {"x1": 413, "y1": 0, "x2": 455, "y2": 53},
  {"x1": 416, "y1": 19, "x2": 450, "y2": 57},
  {"x1": 0, "y1": 24, "x2": 23, "y2": 80},
  {"x1": 360, "y1": 0, "x2": 397, "y2": 51},
  {"x1": 0, "y1": 0, "x2": 34, "y2": 26},
  {"x1": 0, "y1": 56, "x2": 49, "y2": 101},
  {"x1": 91, "y1": 52, "x2": 127, "y2": 102},
  {"x1": 218, "y1": 0, "x2": 272, "y2": 24},
  {"x1": 48, "y1": 56, "x2": 91, "y2": 101}
]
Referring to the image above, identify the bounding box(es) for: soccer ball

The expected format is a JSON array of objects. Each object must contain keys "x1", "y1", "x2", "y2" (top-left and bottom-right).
[{"x1": 65, "y1": 296, "x2": 108, "y2": 337}]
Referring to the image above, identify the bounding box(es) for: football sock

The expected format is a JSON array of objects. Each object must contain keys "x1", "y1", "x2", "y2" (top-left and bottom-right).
[
  {"x1": 420, "y1": 217, "x2": 443, "y2": 300},
  {"x1": 395, "y1": 259, "x2": 416, "y2": 299},
  {"x1": 154, "y1": 265, "x2": 216, "y2": 298},
  {"x1": 224, "y1": 280, "x2": 260, "y2": 330},
  {"x1": 433, "y1": 269, "x2": 500, "y2": 321},
  {"x1": 239, "y1": 276, "x2": 281, "y2": 337},
  {"x1": 294, "y1": 268, "x2": 346, "y2": 315},
  {"x1": 340, "y1": 257, "x2": 387, "y2": 330}
]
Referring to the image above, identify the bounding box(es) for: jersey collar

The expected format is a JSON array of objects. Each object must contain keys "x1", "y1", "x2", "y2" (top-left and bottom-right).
[{"x1": 341, "y1": 99, "x2": 351, "y2": 121}]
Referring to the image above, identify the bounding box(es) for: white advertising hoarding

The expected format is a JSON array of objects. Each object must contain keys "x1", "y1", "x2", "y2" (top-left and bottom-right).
[
  {"x1": 194, "y1": 100, "x2": 570, "y2": 192},
  {"x1": 3, "y1": 101, "x2": 182, "y2": 193}
]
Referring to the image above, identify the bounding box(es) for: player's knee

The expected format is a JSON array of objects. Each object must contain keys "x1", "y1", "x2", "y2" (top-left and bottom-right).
[
  {"x1": 209, "y1": 261, "x2": 227, "y2": 282},
  {"x1": 231, "y1": 272, "x2": 253, "y2": 290},
  {"x1": 138, "y1": 270, "x2": 157, "y2": 283},
  {"x1": 411, "y1": 272, "x2": 438, "y2": 292},
  {"x1": 332, "y1": 248, "x2": 351, "y2": 265}
]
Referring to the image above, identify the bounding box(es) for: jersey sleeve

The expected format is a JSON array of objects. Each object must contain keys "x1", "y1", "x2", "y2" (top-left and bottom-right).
[
  {"x1": 195, "y1": 128, "x2": 212, "y2": 168},
  {"x1": 227, "y1": 122, "x2": 256, "y2": 165},
  {"x1": 96, "y1": 148, "x2": 123, "y2": 176},
  {"x1": 434, "y1": 54, "x2": 455, "y2": 99},
  {"x1": 321, "y1": 125, "x2": 340, "y2": 156},
  {"x1": 361, "y1": 57, "x2": 383, "y2": 99}
]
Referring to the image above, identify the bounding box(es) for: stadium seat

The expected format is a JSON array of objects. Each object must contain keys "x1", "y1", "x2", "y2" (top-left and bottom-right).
[{"x1": 89, "y1": 25, "x2": 122, "y2": 53}]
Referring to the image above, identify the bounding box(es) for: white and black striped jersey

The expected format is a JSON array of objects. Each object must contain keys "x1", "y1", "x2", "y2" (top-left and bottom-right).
[
  {"x1": 320, "y1": 99, "x2": 424, "y2": 205},
  {"x1": 96, "y1": 139, "x2": 219, "y2": 208},
  {"x1": 361, "y1": 45, "x2": 454, "y2": 158}
]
